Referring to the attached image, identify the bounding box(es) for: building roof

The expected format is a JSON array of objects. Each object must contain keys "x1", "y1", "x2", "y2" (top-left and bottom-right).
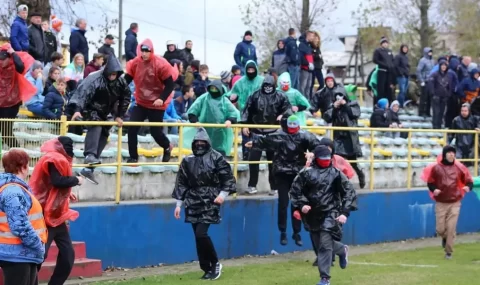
[{"x1": 323, "y1": 51, "x2": 372, "y2": 67}]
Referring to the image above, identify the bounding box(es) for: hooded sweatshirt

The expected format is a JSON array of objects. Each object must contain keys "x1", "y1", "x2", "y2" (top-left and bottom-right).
[
  {"x1": 416, "y1": 47, "x2": 434, "y2": 83},
  {"x1": 394, "y1": 44, "x2": 409, "y2": 77},
  {"x1": 429, "y1": 60, "x2": 457, "y2": 99},
  {"x1": 272, "y1": 40, "x2": 287, "y2": 75}
]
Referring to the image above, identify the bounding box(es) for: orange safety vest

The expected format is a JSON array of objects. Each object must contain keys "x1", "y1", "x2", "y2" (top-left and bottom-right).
[{"x1": 0, "y1": 183, "x2": 48, "y2": 244}]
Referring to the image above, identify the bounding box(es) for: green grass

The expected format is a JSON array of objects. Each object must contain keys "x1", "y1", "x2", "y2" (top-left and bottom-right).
[{"x1": 95, "y1": 243, "x2": 480, "y2": 285}]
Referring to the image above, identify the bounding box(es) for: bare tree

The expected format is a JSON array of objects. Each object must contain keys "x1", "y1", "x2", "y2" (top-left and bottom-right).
[{"x1": 239, "y1": 0, "x2": 337, "y2": 71}]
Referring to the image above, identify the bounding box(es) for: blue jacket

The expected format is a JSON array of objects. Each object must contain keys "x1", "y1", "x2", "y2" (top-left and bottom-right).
[
  {"x1": 0, "y1": 173, "x2": 45, "y2": 264},
  {"x1": 193, "y1": 75, "x2": 211, "y2": 97},
  {"x1": 124, "y1": 29, "x2": 138, "y2": 61},
  {"x1": 25, "y1": 72, "x2": 44, "y2": 106},
  {"x1": 283, "y1": 36, "x2": 299, "y2": 66},
  {"x1": 173, "y1": 92, "x2": 191, "y2": 116},
  {"x1": 298, "y1": 34, "x2": 313, "y2": 68},
  {"x1": 10, "y1": 16, "x2": 29, "y2": 51},
  {"x1": 69, "y1": 28, "x2": 89, "y2": 63},
  {"x1": 458, "y1": 69, "x2": 480, "y2": 99},
  {"x1": 428, "y1": 62, "x2": 458, "y2": 98},
  {"x1": 43, "y1": 85, "x2": 67, "y2": 119},
  {"x1": 233, "y1": 39, "x2": 257, "y2": 67},
  {"x1": 164, "y1": 101, "x2": 182, "y2": 120}
]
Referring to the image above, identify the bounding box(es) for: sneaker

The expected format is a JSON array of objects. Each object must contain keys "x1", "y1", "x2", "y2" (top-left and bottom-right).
[
  {"x1": 442, "y1": 238, "x2": 446, "y2": 249},
  {"x1": 293, "y1": 233, "x2": 303, "y2": 246},
  {"x1": 280, "y1": 232, "x2": 288, "y2": 246},
  {"x1": 209, "y1": 263, "x2": 223, "y2": 280},
  {"x1": 84, "y1": 154, "x2": 101, "y2": 165},
  {"x1": 338, "y1": 245, "x2": 349, "y2": 269},
  {"x1": 245, "y1": 187, "x2": 258, "y2": 195},
  {"x1": 268, "y1": 190, "x2": 278, "y2": 196},
  {"x1": 317, "y1": 278, "x2": 330, "y2": 285},
  {"x1": 200, "y1": 271, "x2": 213, "y2": 280},
  {"x1": 127, "y1": 158, "x2": 139, "y2": 166},
  {"x1": 80, "y1": 169, "x2": 99, "y2": 185},
  {"x1": 445, "y1": 253, "x2": 452, "y2": 260},
  {"x1": 162, "y1": 144, "x2": 173, "y2": 162}
]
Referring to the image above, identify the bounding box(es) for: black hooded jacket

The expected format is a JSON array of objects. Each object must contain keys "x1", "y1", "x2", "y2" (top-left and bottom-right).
[
  {"x1": 172, "y1": 128, "x2": 236, "y2": 224},
  {"x1": 164, "y1": 45, "x2": 182, "y2": 63},
  {"x1": 310, "y1": 74, "x2": 347, "y2": 115},
  {"x1": 48, "y1": 136, "x2": 79, "y2": 189},
  {"x1": 394, "y1": 44, "x2": 410, "y2": 77},
  {"x1": 252, "y1": 129, "x2": 320, "y2": 175},
  {"x1": 373, "y1": 46, "x2": 395, "y2": 72},
  {"x1": 241, "y1": 75, "x2": 292, "y2": 134},
  {"x1": 68, "y1": 57, "x2": 131, "y2": 121},
  {"x1": 290, "y1": 163, "x2": 357, "y2": 238},
  {"x1": 449, "y1": 113, "x2": 480, "y2": 151}
]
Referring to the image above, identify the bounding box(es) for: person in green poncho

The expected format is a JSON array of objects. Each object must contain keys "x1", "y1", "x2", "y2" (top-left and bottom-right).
[
  {"x1": 277, "y1": 72, "x2": 310, "y2": 126},
  {"x1": 186, "y1": 80, "x2": 240, "y2": 156},
  {"x1": 228, "y1": 60, "x2": 264, "y2": 112}
]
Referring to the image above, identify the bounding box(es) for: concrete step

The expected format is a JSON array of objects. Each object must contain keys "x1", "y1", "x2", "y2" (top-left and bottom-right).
[
  {"x1": 38, "y1": 258, "x2": 103, "y2": 282},
  {"x1": 46, "y1": 241, "x2": 87, "y2": 262}
]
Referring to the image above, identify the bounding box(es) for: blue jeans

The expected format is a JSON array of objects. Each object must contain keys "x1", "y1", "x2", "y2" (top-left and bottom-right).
[
  {"x1": 288, "y1": 65, "x2": 300, "y2": 90},
  {"x1": 396, "y1": 77, "x2": 409, "y2": 107},
  {"x1": 26, "y1": 102, "x2": 46, "y2": 117}
]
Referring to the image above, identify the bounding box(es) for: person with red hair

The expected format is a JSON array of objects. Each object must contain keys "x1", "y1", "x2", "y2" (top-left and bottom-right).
[
  {"x1": 30, "y1": 136, "x2": 83, "y2": 284},
  {"x1": 124, "y1": 39, "x2": 179, "y2": 164},
  {"x1": 0, "y1": 149, "x2": 47, "y2": 285}
]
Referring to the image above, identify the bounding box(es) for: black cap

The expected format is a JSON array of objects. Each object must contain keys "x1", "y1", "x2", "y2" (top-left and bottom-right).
[
  {"x1": 105, "y1": 34, "x2": 114, "y2": 40},
  {"x1": 314, "y1": 145, "x2": 331, "y2": 160},
  {"x1": 30, "y1": 12, "x2": 42, "y2": 17},
  {"x1": 140, "y1": 45, "x2": 152, "y2": 52},
  {"x1": 244, "y1": 30, "x2": 253, "y2": 37}
]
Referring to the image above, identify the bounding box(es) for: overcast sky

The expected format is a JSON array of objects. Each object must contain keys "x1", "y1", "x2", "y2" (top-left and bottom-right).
[{"x1": 57, "y1": 0, "x2": 362, "y2": 74}]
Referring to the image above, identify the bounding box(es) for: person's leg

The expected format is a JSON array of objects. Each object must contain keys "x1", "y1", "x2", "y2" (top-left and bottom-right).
[
  {"x1": 27, "y1": 102, "x2": 46, "y2": 118},
  {"x1": 241, "y1": 134, "x2": 250, "y2": 161},
  {"x1": 0, "y1": 104, "x2": 20, "y2": 148},
  {"x1": 345, "y1": 154, "x2": 365, "y2": 189},
  {"x1": 96, "y1": 127, "x2": 111, "y2": 158},
  {"x1": 265, "y1": 151, "x2": 276, "y2": 191},
  {"x1": 192, "y1": 223, "x2": 211, "y2": 273},
  {"x1": 39, "y1": 224, "x2": 57, "y2": 273},
  {"x1": 276, "y1": 174, "x2": 289, "y2": 245},
  {"x1": 28, "y1": 263, "x2": 38, "y2": 285},
  {"x1": 444, "y1": 201, "x2": 461, "y2": 257},
  {"x1": 310, "y1": 232, "x2": 319, "y2": 266},
  {"x1": 305, "y1": 71, "x2": 313, "y2": 100},
  {"x1": 48, "y1": 223, "x2": 75, "y2": 285},
  {"x1": 317, "y1": 231, "x2": 334, "y2": 281},
  {"x1": 396, "y1": 77, "x2": 406, "y2": 107},
  {"x1": 376, "y1": 70, "x2": 388, "y2": 100},
  {"x1": 193, "y1": 224, "x2": 219, "y2": 274},
  {"x1": 128, "y1": 105, "x2": 148, "y2": 160},
  {"x1": 288, "y1": 65, "x2": 299, "y2": 90},
  {"x1": 431, "y1": 97, "x2": 441, "y2": 129},
  {"x1": 83, "y1": 126, "x2": 103, "y2": 160},
  {"x1": 0, "y1": 261, "x2": 34, "y2": 285},
  {"x1": 146, "y1": 109, "x2": 172, "y2": 162},
  {"x1": 299, "y1": 70, "x2": 309, "y2": 98},
  {"x1": 315, "y1": 69, "x2": 324, "y2": 91},
  {"x1": 435, "y1": 202, "x2": 448, "y2": 250},
  {"x1": 247, "y1": 148, "x2": 262, "y2": 192}
]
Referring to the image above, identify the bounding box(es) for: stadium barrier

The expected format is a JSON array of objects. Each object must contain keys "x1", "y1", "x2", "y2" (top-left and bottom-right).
[{"x1": 2, "y1": 116, "x2": 478, "y2": 202}]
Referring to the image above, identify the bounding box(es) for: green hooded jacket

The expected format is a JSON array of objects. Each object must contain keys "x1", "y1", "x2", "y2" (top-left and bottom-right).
[{"x1": 226, "y1": 60, "x2": 264, "y2": 112}]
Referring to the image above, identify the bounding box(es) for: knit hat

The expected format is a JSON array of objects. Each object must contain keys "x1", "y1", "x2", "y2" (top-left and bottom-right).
[
  {"x1": 51, "y1": 15, "x2": 63, "y2": 32},
  {"x1": 244, "y1": 30, "x2": 253, "y2": 37},
  {"x1": 314, "y1": 145, "x2": 331, "y2": 160},
  {"x1": 377, "y1": 98, "x2": 389, "y2": 109},
  {"x1": 17, "y1": 4, "x2": 28, "y2": 13},
  {"x1": 287, "y1": 115, "x2": 300, "y2": 129},
  {"x1": 380, "y1": 36, "x2": 388, "y2": 45},
  {"x1": 32, "y1": 61, "x2": 43, "y2": 71},
  {"x1": 390, "y1": 100, "x2": 400, "y2": 110},
  {"x1": 220, "y1": 70, "x2": 232, "y2": 81}
]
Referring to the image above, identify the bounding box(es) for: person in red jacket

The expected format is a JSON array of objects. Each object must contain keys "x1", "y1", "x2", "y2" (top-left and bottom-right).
[
  {"x1": 124, "y1": 39, "x2": 179, "y2": 163},
  {"x1": 423, "y1": 145, "x2": 473, "y2": 260},
  {"x1": 83, "y1": 53, "x2": 104, "y2": 78}
]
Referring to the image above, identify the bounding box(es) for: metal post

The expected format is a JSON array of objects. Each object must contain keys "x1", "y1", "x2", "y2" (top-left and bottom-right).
[
  {"x1": 178, "y1": 125, "x2": 184, "y2": 161},
  {"x1": 369, "y1": 130, "x2": 374, "y2": 190},
  {"x1": 232, "y1": 126, "x2": 239, "y2": 199},
  {"x1": 118, "y1": 0, "x2": 123, "y2": 58},
  {"x1": 475, "y1": 132, "x2": 479, "y2": 176},
  {"x1": 407, "y1": 130, "x2": 412, "y2": 190},
  {"x1": 59, "y1": 115, "x2": 68, "y2": 136},
  {"x1": 115, "y1": 126, "x2": 123, "y2": 204}
]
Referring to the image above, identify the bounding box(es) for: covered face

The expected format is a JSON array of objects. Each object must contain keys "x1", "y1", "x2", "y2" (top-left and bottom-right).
[
  {"x1": 192, "y1": 128, "x2": 212, "y2": 156},
  {"x1": 207, "y1": 80, "x2": 225, "y2": 99},
  {"x1": 261, "y1": 75, "x2": 276, "y2": 95},
  {"x1": 314, "y1": 145, "x2": 332, "y2": 168}
]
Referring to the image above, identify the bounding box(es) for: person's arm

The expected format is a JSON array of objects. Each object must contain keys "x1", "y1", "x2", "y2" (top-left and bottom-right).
[
  {"x1": 416, "y1": 59, "x2": 426, "y2": 84},
  {"x1": 252, "y1": 133, "x2": 281, "y2": 150},
  {"x1": 233, "y1": 43, "x2": 242, "y2": 66},
  {"x1": 124, "y1": 73, "x2": 133, "y2": 85},
  {"x1": 159, "y1": 76, "x2": 174, "y2": 101},
  {"x1": 373, "y1": 49, "x2": 386, "y2": 68},
  {"x1": 240, "y1": 95, "x2": 254, "y2": 123},
  {"x1": 215, "y1": 155, "x2": 236, "y2": 197},
  {"x1": 335, "y1": 172, "x2": 358, "y2": 217},
  {"x1": 69, "y1": 34, "x2": 79, "y2": 56},
  {"x1": 188, "y1": 113, "x2": 198, "y2": 123},
  {"x1": 11, "y1": 53, "x2": 25, "y2": 74},
  {"x1": 172, "y1": 159, "x2": 190, "y2": 206},
  {"x1": 42, "y1": 94, "x2": 57, "y2": 119},
  {"x1": 322, "y1": 104, "x2": 335, "y2": 123},
  {"x1": 9, "y1": 23, "x2": 21, "y2": 51},
  {"x1": 289, "y1": 170, "x2": 310, "y2": 210},
  {"x1": 48, "y1": 163, "x2": 79, "y2": 188},
  {"x1": 278, "y1": 94, "x2": 292, "y2": 116},
  {"x1": 34, "y1": 76, "x2": 44, "y2": 96},
  {"x1": 309, "y1": 89, "x2": 322, "y2": 114},
  {"x1": 0, "y1": 186, "x2": 44, "y2": 251}
]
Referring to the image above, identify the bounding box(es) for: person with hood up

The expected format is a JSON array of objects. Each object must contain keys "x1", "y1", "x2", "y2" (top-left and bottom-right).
[
  {"x1": 428, "y1": 59, "x2": 458, "y2": 129},
  {"x1": 172, "y1": 128, "x2": 236, "y2": 281},
  {"x1": 83, "y1": 53, "x2": 105, "y2": 78},
  {"x1": 228, "y1": 60, "x2": 264, "y2": 112},
  {"x1": 241, "y1": 75, "x2": 292, "y2": 194},
  {"x1": 448, "y1": 103, "x2": 480, "y2": 162},
  {"x1": 29, "y1": 137, "x2": 83, "y2": 285},
  {"x1": 245, "y1": 115, "x2": 320, "y2": 246},
  {"x1": 310, "y1": 73, "x2": 347, "y2": 117},
  {"x1": 423, "y1": 145, "x2": 473, "y2": 260},
  {"x1": 10, "y1": 5, "x2": 29, "y2": 52},
  {"x1": 186, "y1": 80, "x2": 240, "y2": 156},
  {"x1": 234, "y1": 31, "x2": 257, "y2": 72},
  {"x1": 372, "y1": 37, "x2": 395, "y2": 104},
  {"x1": 124, "y1": 23, "x2": 138, "y2": 62},
  {"x1": 290, "y1": 145, "x2": 357, "y2": 285},
  {"x1": 277, "y1": 72, "x2": 311, "y2": 126},
  {"x1": 271, "y1": 39, "x2": 288, "y2": 75},
  {"x1": 0, "y1": 43, "x2": 37, "y2": 148},
  {"x1": 69, "y1": 57, "x2": 131, "y2": 185},
  {"x1": 458, "y1": 68, "x2": 480, "y2": 104},
  {"x1": 323, "y1": 89, "x2": 365, "y2": 189},
  {"x1": 394, "y1": 44, "x2": 410, "y2": 107},
  {"x1": 416, "y1": 47, "x2": 434, "y2": 117},
  {"x1": 163, "y1": 40, "x2": 182, "y2": 63},
  {"x1": 299, "y1": 31, "x2": 315, "y2": 100},
  {"x1": 179, "y1": 40, "x2": 194, "y2": 68},
  {"x1": 124, "y1": 39, "x2": 179, "y2": 164},
  {"x1": 0, "y1": 149, "x2": 47, "y2": 285},
  {"x1": 69, "y1": 19, "x2": 89, "y2": 63},
  {"x1": 370, "y1": 98, "x2": 391, "y2": 128},
  {"x1": 448, "y1": 54, "x2": 460, "y2": 73}
]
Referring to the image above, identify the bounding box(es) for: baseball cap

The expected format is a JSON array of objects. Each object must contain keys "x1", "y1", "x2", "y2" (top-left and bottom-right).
[{"x1": 105, "y1": 34, "x2": 114, "y2": 40}]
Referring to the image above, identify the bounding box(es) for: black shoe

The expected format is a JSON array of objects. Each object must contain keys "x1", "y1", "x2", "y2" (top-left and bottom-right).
[
  {"x1": 442, "y1": 238, "x2": 446, "y2": 249},
  {"x1": 84, "y1": 154, "x2": 101, "y2": 165},
  {"x1": 209, "y1": 263, "x2": 223, "y2": 280},
  {"x1": 80, "y1": 169, "x2": 99, "y2": 185},
  {"x1": 200, "y1": 271, "x2": 213, "y2": 280},
  {"x1": 293, "y1": 233, "x2": 303, "y2": 246},
  {"x1": 162, "y1": 145, "x2": 173, "y2": 162},
  {"x1": 280, "y1": 232, "x2": 288, "y2": 246},
  {"x1": 312, "y1": 258, "x2": 318, "y2": 267},
  {"x1": 358, "y1": 171, "x2": 366, "y2": 189},
  {"x1": 126, "y1": 158, "x2": 139, "y2": 166}
]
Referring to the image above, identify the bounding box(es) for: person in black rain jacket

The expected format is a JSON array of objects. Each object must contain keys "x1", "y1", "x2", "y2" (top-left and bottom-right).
[
  {"x1": 289, "y1": 145, "x2": 357, "y2": 285},
  {"x1": 172, "y1": 128, "x2": 236, "y2": 281},
  {"x1": 310, "y1": 73, "x2": 346, "y2": 116},
  {"x1": 245, "y1": 115, "x2": 320, "y2": 246},
  {"x1": 448, "y1": 103, "x2": 480, "y2": 162},
  {"x1": 67, "y1": 57, "x2": 131, "y2": 185},
  {"x1": 241, "y1": 75, "x2": 292, "y2": 195}
]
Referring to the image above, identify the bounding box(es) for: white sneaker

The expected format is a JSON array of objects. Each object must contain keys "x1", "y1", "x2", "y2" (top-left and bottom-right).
[
  {"x1": 269, "y1": 190, "x2": 278, "y2": 196},
  {"x1": 246, "y1": 187, "x2": 258, "y2": 194},
  {"x1": 210, "y1": 263, "x2": 223, "y2": 280}
]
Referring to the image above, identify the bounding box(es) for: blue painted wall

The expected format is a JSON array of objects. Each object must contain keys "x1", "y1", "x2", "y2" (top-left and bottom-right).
[{"x1": 70, "y1": 191, "x2": 480, "y2": 268}]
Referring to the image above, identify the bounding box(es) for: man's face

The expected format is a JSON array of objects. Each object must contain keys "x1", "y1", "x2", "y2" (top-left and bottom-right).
[
  {"x1": 168, "y1": 45, "x2": 175, "y2": 52},
  {"x1": 381, "y1": 42, "x2": 389, "y2": 48},
  {"x1": 307, "y1": 32, "x2": 314, "y2": 42},
  {"x1": 186, "y1": 41, "x2": 193, "y2": 49},
  {"x1": 141, "y1": 50, "x2": 151, "y2": 60},
  {"x1": 106, "y1": 38, "x2": 114, "y2": 45},
  {"x1": 463, "y1": 57, "x2": 471, "y2": 66},
  {"x1": 78, "y1": 20, "x2": 87, "y2": 30},
  {"x1": 446, "y1": 152, "x2": 455, "y2": 163},
  {"x1": 108, "y1": 72, "x2": 118, "y2": 81},
  {"x1": 326, "y1": 78, "x2": 334, "y2": 88},
  {"x1": 18, "y1": 11, "x2": 28, "y2": 20},
  {"x1": 95, "y1": 57, "x2": 104, "y2": 66},
  {"x1": 200, "y1": 69, "x2": 209, "y2": 78},
  {"x1": 41, "y1": 21, "x2": 49, "y2": 31},
  {"x1": 440, "y1": 64, "x2": 447, "y2": 72},
  {"x1": 31, "y1": 16, "x2": 41, "y2": 25},
  {"x1": 244, "y1": 35, "x2": 252, "y2": 41},
  {"x1": 461, "y1": 106, "x2": 469, "y2": 117}
]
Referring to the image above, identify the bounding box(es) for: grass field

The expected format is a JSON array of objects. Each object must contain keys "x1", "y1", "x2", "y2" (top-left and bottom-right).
[{"x1": 94, "y1": 242, "x2": 480, "y2": 285}]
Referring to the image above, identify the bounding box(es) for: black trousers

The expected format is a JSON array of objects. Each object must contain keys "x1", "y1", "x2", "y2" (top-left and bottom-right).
[
  {"x1": 419, "y1": 85, "x2": 431, "y2": 117},
  {"x1": 0, "y1": 103, "x2": 20, "y2": 148},
  {"x1": 444, "y1": 96, "x2": 459, "y2": 129},
  {"x1": 128, "y1": 105, "x2": 170, "y2": 159},
  {"x1": 192, "y1": 223, "x2": 218, "y2": 273},
  {"x1": 0, "y1": 261, "x2": 37, "y2": 285},
  {"x1": 375, "y1": 70, "x2": 394, "y2": 103},
  {"x1": 311, "y1": 231, "x2": 345, "y2": 279},
  {"x1": 432, "y1": 96, "x2": 448, "y2": 129},
  {"x1": 276, "y1": 174, "x2": 301, "y2": 234},
  {"x1": 248, "y1": 148, "x2": 276, "y2": 189},
  {"x1": 340, "y1": 154, "x2": 364, "y2": 181},
  {"x1": 312, "y1": 69, "x2": 324, "y2": 94}
]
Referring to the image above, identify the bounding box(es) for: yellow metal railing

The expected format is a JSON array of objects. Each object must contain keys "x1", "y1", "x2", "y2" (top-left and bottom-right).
[{"x1": 1, "y1": 117, "x2": 477, "y2": 204}]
